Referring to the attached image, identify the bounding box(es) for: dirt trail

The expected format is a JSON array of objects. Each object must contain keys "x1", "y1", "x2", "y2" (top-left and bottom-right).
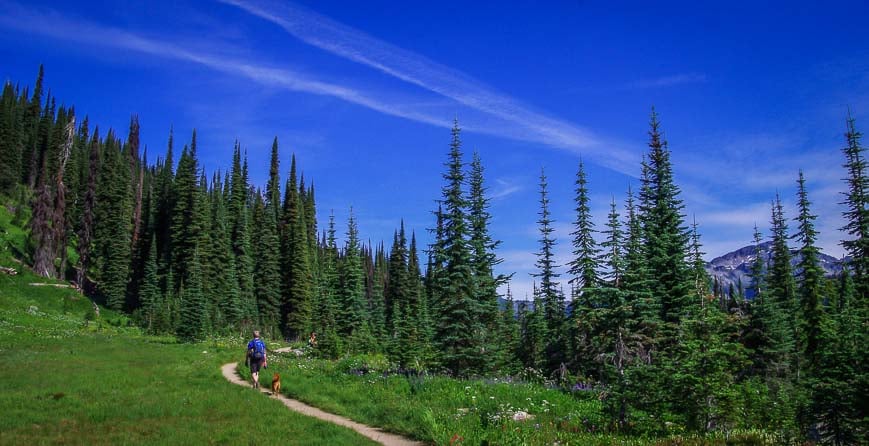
[{"x1": 221, "y1": 362, "x2": 425, "y2": 446}]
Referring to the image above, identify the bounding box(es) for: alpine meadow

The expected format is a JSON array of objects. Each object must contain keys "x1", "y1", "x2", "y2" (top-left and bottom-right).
[{"x1": 1, "y1": 1, "x2": 868, "y2": 445}]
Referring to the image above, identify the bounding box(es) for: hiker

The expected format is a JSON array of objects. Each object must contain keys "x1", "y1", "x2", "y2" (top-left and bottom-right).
[
  {"x1": 308, "y1": 331, "x2": 317, "y2": 347},
  {"x1": 246, "y1": 330, "x2": 268, "y2": 388}
]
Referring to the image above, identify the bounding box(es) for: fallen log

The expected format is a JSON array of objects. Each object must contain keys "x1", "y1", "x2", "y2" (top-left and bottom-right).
[{"x1": 0, "y1": 266, "x2": 17, "y2": 275}]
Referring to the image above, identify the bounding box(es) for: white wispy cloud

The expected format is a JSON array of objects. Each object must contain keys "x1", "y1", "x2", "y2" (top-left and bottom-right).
[
  {"x1": 625, "y1": 73, "x2": 707, "y2": 89},
  {"x1": 220, "y1": 0, "x2": 638, "y2": 173},
  {"x1": 490, "y1": 178, "x2": 522, "y2": 200},
  {"x1": 0, "y1": 1, "x2": 456, "y2": 127}
]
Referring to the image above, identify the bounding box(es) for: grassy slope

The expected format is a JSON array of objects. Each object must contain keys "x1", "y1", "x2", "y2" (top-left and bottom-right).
[{"x1": 0, "y1": 203, "x2": 377, "y2": 446}]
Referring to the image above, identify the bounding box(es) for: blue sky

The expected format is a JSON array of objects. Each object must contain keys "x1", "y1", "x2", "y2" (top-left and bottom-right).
[{"x1": 2, "y1": 0, "x2": 868, "y2": 299}]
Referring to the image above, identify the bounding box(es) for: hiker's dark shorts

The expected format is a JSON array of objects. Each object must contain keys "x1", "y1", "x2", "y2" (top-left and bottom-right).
[{"x1": 249, "y1": 358, "x2": 264, "y2": 373}]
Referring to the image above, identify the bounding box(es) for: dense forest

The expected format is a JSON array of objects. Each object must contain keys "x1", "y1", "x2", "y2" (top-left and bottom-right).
[{"x1": 1, "y1": 66, "x2": 865, "y2": 443}]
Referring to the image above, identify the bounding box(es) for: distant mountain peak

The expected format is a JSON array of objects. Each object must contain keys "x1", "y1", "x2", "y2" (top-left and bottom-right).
[{"x1": 705, "y1": 242, "x2": 845, "y2": 298}]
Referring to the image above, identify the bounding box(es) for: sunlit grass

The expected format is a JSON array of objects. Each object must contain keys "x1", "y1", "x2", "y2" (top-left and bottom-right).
[{"x1": 243, "y1": 354, "x2": 786, "y2": 445}]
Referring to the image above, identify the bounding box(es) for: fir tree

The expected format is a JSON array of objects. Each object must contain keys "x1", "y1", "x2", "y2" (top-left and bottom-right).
[
  {"x1": 498, "y1": 284, "x2": 521, "y2": 373},
  {"x1": 252, "y1": 192, "x2": 282, "y2": 335},
  {"x1": 312, "y1": 213, "x2": 342, "y2": 358},
  {"x1": 433, "y1": 119, "x2": 482, "y2": 376},
  {"x1": 140, "y1": 233, "x2": 161, "y2": 333},
  {"x1": 840, "y1": 111, "x2": 869, "y2": 302},
  {"x1": 793, "y1": 171, "x2": 824, "y2": 370},
  {"x1": 0, "y1": 82, "x2": 23, "y2": 193},
  {"x1": 337, "y1": 209, "x2": 368, "y2": 339},
  {"x1": 229, "y1": 144, "x2": 255, "y2": 320},
  {"x1": 640, "y1": 108, "x2": 692, "y2": 332},
  {"x1": 568, "y1": 160, "x2": 600, "y2": 298},
  {"x1": 177, "y1": 249, "x2": 207, "y2": 341},
  {"x1": 76, "y1": 128, "x2": 99, "y2": 288},
  {"x1": 532, "y1": 168, "x2": 565, "y2": 370},
  {"x1": 22, "y1": 65, "x2": 43, "y2": 187},
  {"x1": 266, "y1": 136, "x2": 281, "y2": 221},
  {"x1": 95, "y1": 132, "x2": 132, "y2": 310},
  {"x1": 209, "y1": 174, "x2": 241, "y2": 329},
  {"x1": 600, "y1": 197, "x2": 625, "y2": 288},
  {"x1": 467, "y1": 151, "x2": 505, "y2": 372}
]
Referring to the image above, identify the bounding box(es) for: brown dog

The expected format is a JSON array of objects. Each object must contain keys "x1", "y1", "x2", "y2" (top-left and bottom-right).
[{"x1": 271, "y1": 372, "x2": 281, "y2": 395}]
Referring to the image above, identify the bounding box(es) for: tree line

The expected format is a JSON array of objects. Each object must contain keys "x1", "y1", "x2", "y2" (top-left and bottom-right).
[{"x1": 1, "y1": 67, "x2": 865, "y2": 443}]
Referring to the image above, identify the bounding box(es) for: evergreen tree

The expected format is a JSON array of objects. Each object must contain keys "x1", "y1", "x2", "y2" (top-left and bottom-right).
[
  {"x1": 498, "y1": 284, "x2": 521, "y2": 373},
  {"x1": 433, "y1": 119, "x2": 482, "y2": 376},
  {"x1": 140, "y1": 233, "x2": 161, "y2": 333},
  {"x1": 532, "y1": 168, "x2": 566, "y2": 370},
  {"x1": 266, "y1": 136, "x2": 281, "y2": 221},
  {"x1": 229, "y1": 144, "x2": 255, "y2": 320},
  {"x1": 337, "y1": 209, "x2": 368, "y2": 339},
  {"x1": 0, "y1": 82, "x2": 22, "y2": 192},
  {"x1": 209, "y1": 174, "x2": 241, "y2": 329},
  {"x1": 744, "y1": 225, "x2": 790, "y2": 378},
  {"x1": 840, "y1": 111, "x2": 869, "y2": 301},
  {"x1": 312, "y1": 213, "x2": 342, "y2": 358},
  {"x1": 408, "y1": 232, "x2": 433, "y2": 365},
  {"x1": 640, "y1": 108, "x2": 692, "y2": 333},
  {"x1": 793, "y1": 171, "x2": 825, "y2": 370},
  {"x1": 285, "y1": 171, "x2": 313, "y2": 339},
  {"x1": 170, "y1": 134, "x2": 201, "y2": 290},
  {"x1": 600, "y1": 197, "x2": 625, "y2": 288},
  {"x1": 177, "y1": 249, "x2": 207, "y2": 341},
  {"x1": 22, "y1": 65, "x2": 44, "y2": 187},
  {"x1": 467, "y1": 151, "x2": 504, "y2": 372},
  {"x1": 76, "y1": 128, "x2": 99, "y2": 288},
  {"x1": 154, "y1": 129, "x2": 175, "y2": 273},
  {"x1": 252, "y1": 192, "x2": 282, "y2": 335},
  {"x1": 568, "y1": 160, "x2": 600, "y2": 298},
  {"x1": 94, "y1": 132, "x2": 132, "y2": 310},
  {"x1": 812, "y1": 266, "x2": 867, "y2": 445},
  {"x1": 368, "y1": 242, "x2": 388, "y2": 343},
  {"x1": 566, "y1": 161, "x2": 601, "y2": 376},
  {"x1": 519, "y1": 290, "x2": 547, "y2": 370}
]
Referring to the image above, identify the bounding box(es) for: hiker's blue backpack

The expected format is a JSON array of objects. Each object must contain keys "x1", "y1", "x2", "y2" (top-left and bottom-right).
[{"x1": 249, "y1": 339, "x2": 265, "y2": 361}]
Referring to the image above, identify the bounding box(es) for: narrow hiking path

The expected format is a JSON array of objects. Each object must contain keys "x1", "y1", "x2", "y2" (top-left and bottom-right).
[{"x1": 220, "y1": 362, "x2": 425, "y2": 446}]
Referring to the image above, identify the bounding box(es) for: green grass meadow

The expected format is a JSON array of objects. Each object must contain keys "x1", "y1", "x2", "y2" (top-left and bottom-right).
[
  {"x1": 239, "y1": 354, "x2": 784, "y2": 446},
  {"x1": 0, "y1": 301, "x2": 378, "y2": 445},
  {"x1": 0, "y1": 204, "x2": 377, "y2": 446}
]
